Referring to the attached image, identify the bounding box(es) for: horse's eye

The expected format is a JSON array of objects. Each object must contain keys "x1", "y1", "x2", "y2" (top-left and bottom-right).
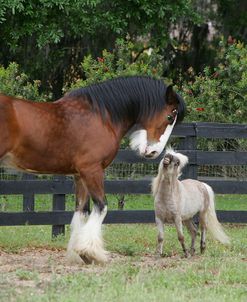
[
  {"x1": 175, "y1": 161, "x2": 180, "y2": 166},
  {"x1": 167, "y1": 115, "x2": 174, "y2": 123}
]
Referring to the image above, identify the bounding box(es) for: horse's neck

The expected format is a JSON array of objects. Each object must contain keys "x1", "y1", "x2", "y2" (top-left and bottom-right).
[
  {"x1": 115, "y1": 120, "x2": 136, "y2": 140},
  {"x1": 159, "y1": 174, "x2": 180, "y2": 198}
]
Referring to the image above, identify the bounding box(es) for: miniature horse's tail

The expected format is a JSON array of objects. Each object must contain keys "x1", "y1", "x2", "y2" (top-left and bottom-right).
[{"x1": 203, "y1": 183, "x2": 230, "y2": 244}]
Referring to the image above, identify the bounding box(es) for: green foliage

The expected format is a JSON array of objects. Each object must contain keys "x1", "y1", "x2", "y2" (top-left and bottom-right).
[
  {"x1": 217, "y1": 0, "x2": 247, "y2": 42},
  {"x1": 0, "y1": 0, "x2": 199, "y2": 48},
  {"x1": 181, "y1": 41, "x2": 247, "y2": 123},
  {"x1": 67, "y1": 39, "x2": 165, "y2": 90},
  {"x1": 0, "y1": 62, "x2": 47, "y2": 101},
  {"x1": 0, "y1": 0, "x2": 200, "y2": 97}
]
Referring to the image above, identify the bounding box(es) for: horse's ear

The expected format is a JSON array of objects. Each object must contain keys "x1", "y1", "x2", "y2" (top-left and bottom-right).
[{"x1": 166, "y1": 85, "x2": 178, "y2": 105}]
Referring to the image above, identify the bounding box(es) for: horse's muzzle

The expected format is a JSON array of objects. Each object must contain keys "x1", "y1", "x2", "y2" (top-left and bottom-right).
[
  {"x1": 144, "y1": 150, "x2": 159, "y2": 159},
  {"x1": 163, "y1": 157, "x2": 171, "y2": 166}
]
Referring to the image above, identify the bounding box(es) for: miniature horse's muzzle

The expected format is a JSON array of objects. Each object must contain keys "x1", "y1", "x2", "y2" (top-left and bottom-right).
[{"x1": 163, "y1": 154, "x2": 173, "y2": 166}]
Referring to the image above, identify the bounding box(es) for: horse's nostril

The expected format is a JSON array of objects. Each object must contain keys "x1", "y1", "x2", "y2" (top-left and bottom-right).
[
  {"x1": 145, "y1": 151, "x2": 158, "y2": 158},
  {"x1": 163, "y1": 158, "x2": 170, "y2": 165}
]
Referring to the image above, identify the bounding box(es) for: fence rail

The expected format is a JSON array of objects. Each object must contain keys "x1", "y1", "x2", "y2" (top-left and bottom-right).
[
  {"x1": 1, "y1": 178, "x2": 247, "y2": 196},
  {"x1": 0, "y1": 122, "x2": 247, "y2": 235}
]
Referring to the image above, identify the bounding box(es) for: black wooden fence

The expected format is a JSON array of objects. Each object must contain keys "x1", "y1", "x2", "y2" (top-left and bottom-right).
[{"x1": 0, "y1": 122, "x2": 247, "y2": 236}]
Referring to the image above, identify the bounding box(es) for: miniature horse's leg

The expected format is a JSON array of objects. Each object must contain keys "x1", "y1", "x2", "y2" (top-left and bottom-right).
[
  {"x1": 184, "y1": 219, "x2": 198, "y2": 256},
  {"x1": 155, "y1": 216, "x2": 164, "y2": 255},
  {"x1": 67, "y1": 167, "x2": 107, "y2": 264},
  {"x1": 199, "y1": 212, "x2": 207, "y2": 254},
  {"x1": 174, "y1": 216, "x2": 189, "y2": 258}
]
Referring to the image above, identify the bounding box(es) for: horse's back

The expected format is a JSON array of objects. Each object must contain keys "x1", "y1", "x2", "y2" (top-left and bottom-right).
[
  {"x1": 0, "y1": 95, "x2": 120, "y2": 174},
  {"x1": 180, "y1": 179, "x2": 210, "y2": 218}
]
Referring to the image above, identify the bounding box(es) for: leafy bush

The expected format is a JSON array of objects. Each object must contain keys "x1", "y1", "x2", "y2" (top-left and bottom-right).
[
  {"x1": 66, "y1": 39, "x2": 165, "y2": 90},
  {"x1": 181, "y1": 41, "x2": 247, "y2": 124},
  {"x1": 0, "y1": 62, "x2": 47, "y2": 101}
]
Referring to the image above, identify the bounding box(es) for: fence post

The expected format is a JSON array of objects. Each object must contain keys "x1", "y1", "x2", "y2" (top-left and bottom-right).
[
  {"x1": 52, "y1": 176, "x2": 66, "y2": 237},
  {"x1": 22, "y1": 173, "x2": 35, "y2": 212},
  {"x1": 178, "y1": 123, "x2": 198, "y2": 179}
]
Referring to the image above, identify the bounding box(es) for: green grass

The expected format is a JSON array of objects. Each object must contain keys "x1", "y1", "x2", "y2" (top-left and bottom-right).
[
  {"x1": 0, "y1": 194, "x2": 246, "y2": 302},
  {"x1": 1, "y1": 193, "x2": 247, "y2": 211},
  {"x1": 0, "y1": 224, "x2": 246, "y2": 302},
  {"x1": 11, "y1": 259, "x2": 247, "y2": 302}
]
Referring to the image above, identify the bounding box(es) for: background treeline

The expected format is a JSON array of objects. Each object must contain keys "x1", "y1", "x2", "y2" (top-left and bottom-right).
[{"x1": 0, "y1": 0, "x2": 247, "y2": 124}]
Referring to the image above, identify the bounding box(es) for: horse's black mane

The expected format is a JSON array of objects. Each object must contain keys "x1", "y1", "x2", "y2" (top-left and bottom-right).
[{"x1": 67, "y1": 76, "x2": 185, "y2": 124}]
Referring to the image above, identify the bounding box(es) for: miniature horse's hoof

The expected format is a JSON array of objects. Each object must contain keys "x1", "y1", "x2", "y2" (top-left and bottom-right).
[
  {"x1": 190, "y1": 248, "x2": 196, "y2": 257},
  {"x1": 80, "y1": 254, "x2": 93, "y2": 265},
  {"x1": 184, "y1": 251, "x2": 191, "y2": 258},
  {"x1": 200, "y1": 247, "x2": 206, "y2": 254},
  {"x1": 200, "y1": 242, "x2": 206, "y2": 254}
]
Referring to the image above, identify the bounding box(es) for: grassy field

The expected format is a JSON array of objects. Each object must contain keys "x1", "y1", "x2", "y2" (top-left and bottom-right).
[
  {"x1": 0, "y1": 194, "x2": 246, "y2": 302},
  {"x1": 1, "y1": 193, "x2": 247, "y2": 211}
]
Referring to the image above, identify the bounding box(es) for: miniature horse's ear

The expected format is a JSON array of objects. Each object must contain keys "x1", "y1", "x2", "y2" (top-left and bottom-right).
[{"x1": 166, "y1": 85, "x2": 178, "y2": 105}]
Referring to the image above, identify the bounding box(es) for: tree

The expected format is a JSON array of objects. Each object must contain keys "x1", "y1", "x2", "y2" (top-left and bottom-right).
[{"x1": 0, "y1": 0, "x2": 199, "y2": 98}]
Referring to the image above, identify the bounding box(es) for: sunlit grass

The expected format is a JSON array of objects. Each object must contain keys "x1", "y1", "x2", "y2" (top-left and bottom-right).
[
  {"x1": 0, "y1": 194, "x2": 246, "y2": 302},
  {"x1": 1, "y1": 194, "x2": 247, "y2": 211},
  {"x1": 0, "y1": 223, "x2": 246, "y2": 302}
]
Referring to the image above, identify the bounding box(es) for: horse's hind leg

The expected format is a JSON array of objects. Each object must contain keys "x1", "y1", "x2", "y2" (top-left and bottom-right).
[
  {"x1": 155, "y1": 216, "x2": 164, "y2": 255},
  {"x1": 174, "y1": 216, "x2": 189, "y2": 258},
  {"x1": 199, "y1": 212, "x2": 207, "y2": 254},
  {"x1": 184, "y1": 219, "x2": 198, "y2": 256}
]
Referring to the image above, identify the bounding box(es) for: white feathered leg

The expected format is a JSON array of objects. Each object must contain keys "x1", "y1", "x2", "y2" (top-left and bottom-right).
[
  {"x1": 67, "y1": 206, "x2": 108, "y2": 264},
  {"x1": 67, "y1": 211, "x2": 88, "y2": 263}
]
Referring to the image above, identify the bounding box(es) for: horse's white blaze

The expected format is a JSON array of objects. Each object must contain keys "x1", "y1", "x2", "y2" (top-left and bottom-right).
[
  {"x1": 129, "y1": 116, "x2": 177, "y2": 158},
  {"x1": 67, "y1": 207, "x2": 108, "y2": 264},
  {"x1": 129, "y1": 129, "x2": 147, "y2": 156},
  {"x1": 145, "y1": 115, "x2": 177, "y2": 158}
]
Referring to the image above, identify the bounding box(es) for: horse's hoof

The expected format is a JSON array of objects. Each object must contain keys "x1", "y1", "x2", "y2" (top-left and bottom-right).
[
  {"x1": 200, "y1": 247, "x2": 206, "y2": 254},
  {"x1": 79, "y1": 254, "x2": 93, "y2": 265},
  {"x1": 190, "y1": 248, "x2": 196, "y2": 256},
  {"x1": 184, "y1": 251, "x2": 191, "y2": 258},
  {"x1": 154, "y1": 252, "x2": 163, "y2": 259}
]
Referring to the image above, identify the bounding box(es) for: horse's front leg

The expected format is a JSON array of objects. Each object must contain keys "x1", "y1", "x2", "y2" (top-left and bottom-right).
[
  {"x1": 67, "y1": 175, "x2": 90, "y2": 263},
  {"x1": 67, "y1": 168, "x2": 108, "y2": 265},
  {"x1": 72, "y1": 175, "x2": 90, "y2": 227},
  {"x1": 74, "y1": 174, "x2": 90, "y2": 213},
  {"x1": 155, "y1": 216, "x2": 164, "y2": 256}
]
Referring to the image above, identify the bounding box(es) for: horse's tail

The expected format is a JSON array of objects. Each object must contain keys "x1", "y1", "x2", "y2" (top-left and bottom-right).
[{"x1": 203, "y1": 183, "x2": 230, "y2": 245}]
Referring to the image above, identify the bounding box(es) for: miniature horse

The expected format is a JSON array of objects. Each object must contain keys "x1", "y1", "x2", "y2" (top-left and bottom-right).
[
  {"x1": 152, "y1": 149, "x2": 230, "y2": 257},
  {"x1": 0, "y1": 76, "x2": 185, "y2": 264}
]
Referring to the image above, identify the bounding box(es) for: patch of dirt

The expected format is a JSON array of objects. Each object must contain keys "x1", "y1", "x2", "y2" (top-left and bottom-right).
[
  {"x1": 0, "y1": 247, "x2": 198, "y2": 295},
  {"x1": 0, "y1": 248, "x2": 126, "y2": 294},
  {"x1": 0, "y1": 247, "x2": 124, "y2": 276},
  {"x1": 131, "y1": 252, "x2": 202, "y2": 270}
]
